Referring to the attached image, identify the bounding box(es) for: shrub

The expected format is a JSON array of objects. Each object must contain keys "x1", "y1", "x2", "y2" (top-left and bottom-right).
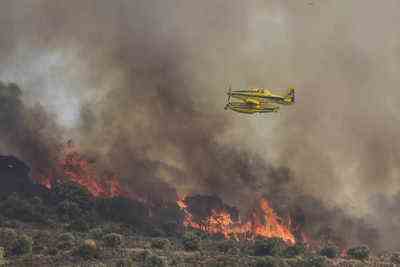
[
  {"x1": 88, "y1": 227, "x2": 104, "y2": 239},
  {"x1": 320, "y1": 244, "x2": 339, "y2": 259},
  {"x1": 182, "y1": 231, "x2": 200, "y2": 251},
  {"x1": 58, "y1": 232, "x2": 75, "y2": 243},
  {"x1": 76, "y1": 239, "x2": 98, "y2": 259},
  {"x1": 0, "y1": 247, "x2": 4, "y2": 261},
  {"x1": 68, "y1": 219, "x2": 90, "y2": 232},
  {"x1": 204, "y1": 255, "x2": 241, "y2": 267},
  {"x1": 304, "y1": 255, "x2": 327, "y2": 267},
  {"x1": 57, "y1": 240, "x2": 74, "y2": 250},
  {"x1": 144, "y1": 253, "x2": 166, "y2": 267},
  {"x1": 52, "y1": 181, "x2": 93, "y2": 208},
  {"x1": 284, "y1": 243, "x2": 306, "y2": 257},
  {"x1": 0, "y1": 193, "x2": 44, "y2": 223},
  {"x1": 57, "y1": 200, "x2": 82, "y2": 221},
  {"x1": 347, "y1": 245, "x2": 369, "y2": 261},
  {"x1": 96, "y1": 197, "x2": 147, "y2": 227},
  {"x1": 0, "y1": 228, "x2": 18, "y2": 255},
  {"x1": 253, "y1": 238, "x2": 286, "y2": 256},
  {"x1": 151, "y1": 238, "x2": 171, "y2": 250},
  {"x1": 255, "y1": 256, "x2": 290, "y2": 267},
  {"x1": 12, "y1": 234, "x2": 33, "y2": 256},
  {"x1": 255, "y1": 256, "x2": 277, "y2": 267},
  {"x1": 286, "y1": 258, "x2": 306, "y2": 267},
  {"x1": 216, "y1": 239, "x2": 237, "y2": 254},
  {"x1": 103, "y1": 233, "x2": 123, "y2": 247}
]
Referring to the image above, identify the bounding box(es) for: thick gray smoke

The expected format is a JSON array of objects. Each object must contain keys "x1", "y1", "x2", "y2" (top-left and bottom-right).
[{"x1": 0, "y1": 0, "x2": 400, "y2": 250}]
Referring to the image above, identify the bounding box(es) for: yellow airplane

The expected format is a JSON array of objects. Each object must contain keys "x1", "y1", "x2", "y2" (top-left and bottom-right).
[
  {"x1": 224, "y1": 87, "x2": 280, "y2": 114},
  {"x1": 225, "y1": 100, "x2": 279, "y2": 114},
  {"x1": 227, "y1": 87, "x2": 295, "y2": 105}
]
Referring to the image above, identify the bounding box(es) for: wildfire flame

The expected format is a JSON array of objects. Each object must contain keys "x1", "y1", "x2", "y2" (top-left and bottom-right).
[
  {"x1": 177, "y1": 197, "x2": 296, "y2": 244},
  {"x1": 36, "y1": 141, "x2": 127, "y2": 198},
  {"x1": 34, "y1": 141, "x2": 296, "y2": 245}
]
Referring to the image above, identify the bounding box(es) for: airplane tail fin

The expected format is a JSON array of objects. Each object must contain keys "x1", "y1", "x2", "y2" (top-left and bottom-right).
[{"x1": 286, "y1": 87, "x2": 295, "y2": 103}]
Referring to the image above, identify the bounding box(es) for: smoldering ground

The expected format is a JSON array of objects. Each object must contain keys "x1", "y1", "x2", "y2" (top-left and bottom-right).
[{"x1": 1, "y1": 0, "x2": 400, "y2": 250}]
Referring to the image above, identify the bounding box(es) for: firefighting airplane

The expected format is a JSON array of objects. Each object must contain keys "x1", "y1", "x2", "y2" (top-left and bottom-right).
[{"x1": 224, "y1": 86, "x2": 295, "y2": 114}]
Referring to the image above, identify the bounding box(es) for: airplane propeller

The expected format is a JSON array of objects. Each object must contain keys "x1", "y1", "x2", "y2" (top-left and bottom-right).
[{"x1": 225, "y1": 85, "x2": 232, "y2": 110}]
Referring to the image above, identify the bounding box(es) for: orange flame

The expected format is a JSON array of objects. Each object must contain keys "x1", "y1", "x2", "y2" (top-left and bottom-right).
[
  {"x1": 36, "y1": 141, "x2": 127, "y2": 198},
  {"x1": 178, "y1": 197, "x2": 296, "y2": 244}
]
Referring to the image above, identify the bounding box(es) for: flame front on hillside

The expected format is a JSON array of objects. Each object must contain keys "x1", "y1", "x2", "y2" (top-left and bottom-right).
[
  {"x1": 177, "y1": 197, "x2": 296, "y2": 244},
  {"x1": 34, "y1": 141, "x2": 296, "y2": 245}
]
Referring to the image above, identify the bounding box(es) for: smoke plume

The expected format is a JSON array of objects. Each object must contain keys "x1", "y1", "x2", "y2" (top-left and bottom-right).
[{"x1": 0, "y1": 0, "x2": 400, "y2": 250}]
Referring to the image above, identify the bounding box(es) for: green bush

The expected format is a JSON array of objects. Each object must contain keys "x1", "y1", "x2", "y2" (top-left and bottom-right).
[
  {"x1": 0, "y1": 228, "x2": 18, "y2": 255},
  {"x1": 286, "y1": 258, "x2": 306, "y2": 267},
  {"x1": 0, "y1": 247, "x2": 4, "y2": 262},
  {"x1": 12, "y1": 234, "x2": 33, "y2": 256},
  {"x1": 182, "y1": 231, "x2": 200, "y2": 251},
  {"x1": 204, "y1": 255, "x2": 241, "y2": 267},
  {"x1": 253, "y1": 238, "x2": 286, "y2": 256},
  {"x1": 151, "y1": 238, "x2": 171, "y2": 250},
  {"x1": 216, "y1": 239, "x2": 237, "y2": 254},
  {"x1": 76, "y1": 239, "x2": 98, "y2": 259},
  {"x1": 57, "y1": 200, "x2": 83, "y2": 221},
  {"x1": 96, "y1": 197, "x2": 147, "y2": 227},
  {"x1": 255, "y1": 256, "x2": 290, "y2": 267},
  {"x1": 255, "y1": 256, "x2": 277, "y2": 267},
  {"x1": 0, "y1": 193, "x2": 45, "y2": 223},
  {"x1": 103, "y1": 233, "x2": 123, "y2": 247},
  {"x1": 88, "y1": 227, "x2": 104, "y2": 239},
  {"x1": 319, "y1": 244, "x2": 339, "y2": 259},
  {"x1": 68, "y1": 219, "x2": 90, "y2": 232},
  {"x1": 347, "y1": 245, "x2": 369, "y2": 261},
  {"x1": 58, "y1": 232, "x2": 75, "y2": 243},
  {"x1": 284, "y1": 243, "x2": 306, "y2": 257},
  {"x1": 304, "y1": 255, "x2": 327, "y2": 267},
  {"x1": 144, "y1": 253, "x2": 166, "y2": 267}
]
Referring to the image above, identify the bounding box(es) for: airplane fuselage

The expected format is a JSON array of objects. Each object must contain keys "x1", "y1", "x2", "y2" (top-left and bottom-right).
[{"x1": 228, "y1": 91, "x2": 292, "y2": 105}]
